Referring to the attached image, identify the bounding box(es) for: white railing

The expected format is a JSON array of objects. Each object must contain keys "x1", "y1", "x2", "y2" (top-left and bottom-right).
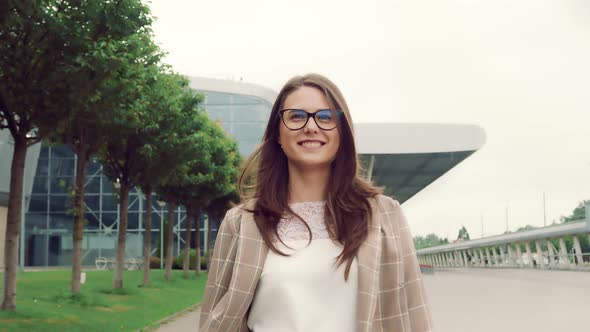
[{"x1": 416, "y1": 202, "x2": 590, "y2": 271}]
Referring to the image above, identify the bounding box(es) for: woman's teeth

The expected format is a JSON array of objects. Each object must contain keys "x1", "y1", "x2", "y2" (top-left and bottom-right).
[{"x1": 301, "y1": 141, "x2": 323, "y2": 147}]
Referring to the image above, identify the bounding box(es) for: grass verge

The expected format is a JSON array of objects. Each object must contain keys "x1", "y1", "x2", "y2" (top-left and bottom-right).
[{"x1": 0, "y1": 269, "x2": 207, "y2": 332}]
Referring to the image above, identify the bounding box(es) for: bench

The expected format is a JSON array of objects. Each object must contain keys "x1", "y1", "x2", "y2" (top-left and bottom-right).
[{"x1": 95, "y1": 257, "x2": 144, "y2": 270}]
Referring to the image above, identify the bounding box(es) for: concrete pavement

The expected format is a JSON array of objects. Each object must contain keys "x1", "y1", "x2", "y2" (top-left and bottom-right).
[{"x1": 154, "y1": 268, "x2": 590, "y2": 331}]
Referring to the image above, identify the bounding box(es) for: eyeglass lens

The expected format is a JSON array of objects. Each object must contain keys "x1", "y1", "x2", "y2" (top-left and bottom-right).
[{"x1": 282, "y1": 109, "x2": 338, "y2": 130}]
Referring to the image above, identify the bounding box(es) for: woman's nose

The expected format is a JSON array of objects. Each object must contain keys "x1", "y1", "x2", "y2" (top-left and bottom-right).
[{"x1": 303, "y1": 116, "x2": 319, "y2": 133}]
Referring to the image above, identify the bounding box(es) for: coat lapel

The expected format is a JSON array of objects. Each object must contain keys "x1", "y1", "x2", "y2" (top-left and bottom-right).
[
  {"x1": 224, "y1": 201, "x2": 269, "y2": 331},
  {"x1": 355, "y1": 198, "x2": 383, "y2": 332}
]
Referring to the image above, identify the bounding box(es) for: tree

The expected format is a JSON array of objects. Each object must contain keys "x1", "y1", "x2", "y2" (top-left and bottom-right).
[
  {"x1": 134, "y1": 72, "x2": 193, "y2": 286},
  {"x1": 41, "y1": 3, "x2": 153, "y2": 293},
  {"x1": 560, "y1": 200, "x2": 588, "y2": 223},
  {"x1": 169, "y1": 111, "x2": 243, "y2": 278},
  {"x1": 414, "y1": 233, "x2": 449, "y2": 250},
  {"x1": 97, "y1": 39, "x2": 186, "y2": 289},
  {"x1": 0, "y1": 0, "x2": 63, "y2": 310},
  {"x1": 457, "y1": 226, "x2": 470, "y2": 241},
  {"x1": 0, "y1": 0, "x2": 152, "y2": 307},
  {"x1": 153, "y1": 88, "x2": 212, "y2": 281}
]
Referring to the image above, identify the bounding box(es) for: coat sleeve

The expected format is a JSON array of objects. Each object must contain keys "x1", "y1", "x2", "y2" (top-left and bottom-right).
[
  {"x1": 199, "y1": 207, "x2": 241, "y2": 331},
  {"x1": 391, "y1": 197, "x2": 434, "y2": 331}
]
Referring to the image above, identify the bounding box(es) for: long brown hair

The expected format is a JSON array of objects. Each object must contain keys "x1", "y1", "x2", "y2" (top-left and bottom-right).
[{"x1": 238, "y1": 73, "x2": 383, "y2": 281}]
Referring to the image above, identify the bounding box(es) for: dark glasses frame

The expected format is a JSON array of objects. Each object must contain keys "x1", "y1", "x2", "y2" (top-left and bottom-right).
[{"x1": 279, "y1": 108, "x2": 343, "y2": 131}]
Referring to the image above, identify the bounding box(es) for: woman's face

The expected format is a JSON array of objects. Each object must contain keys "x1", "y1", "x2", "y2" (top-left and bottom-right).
[{"x1": 278, "y1": 86, "x2": 340, "y2": 169}]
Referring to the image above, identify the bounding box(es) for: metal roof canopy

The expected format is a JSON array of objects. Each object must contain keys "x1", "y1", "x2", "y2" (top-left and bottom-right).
[{"x1": 355, "y1": 123, "x2": 486, "y2": 203}]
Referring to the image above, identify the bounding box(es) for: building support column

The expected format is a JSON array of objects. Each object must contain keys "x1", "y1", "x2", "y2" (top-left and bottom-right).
[
  {"x1": 491, "y1": 247, "x2": 499, "y2": 267},
  {"x1": 524, "y1": 242, "x2": 533, "y2": 268},
  {"x1": 485, "y1": 248, "x2": 492, "y2": 268},
  {"x1": 498, "y1": 245, "x2": 506, "y2": 267},
  {"x1": 535, "y1": 241, "x2": 545, "y2": 269},
  {"x1": 506, "y1": 244, "x2": 514, "y2": 267},
  {"x1": 573, "y1": 236, "x2": 584, "y2": 267},
  {"x1": 471, "y1": 249, "x2": 479, "y2": 267},
  {"x1": 515, "y1": 244, "x2": 523, "y2": 267},
  {"x1": 546, "y1": 240, "x2": 557, "y2": 267},
  {"x1": 479, "y1": 248, "x2": 486, "y2": 267},
  {"x1": 558, "y1": 237, "x2": 571, "y2": 268}
]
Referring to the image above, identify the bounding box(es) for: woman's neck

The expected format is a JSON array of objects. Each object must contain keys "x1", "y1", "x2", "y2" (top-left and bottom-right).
[{"x1": 287, "y1": 163, "x2": 331, "y2": 203}]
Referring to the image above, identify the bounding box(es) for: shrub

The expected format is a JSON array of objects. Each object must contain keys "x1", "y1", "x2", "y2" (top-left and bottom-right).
[
  {"x1": 173, "y1": 249, "x2": 212, "y2": 271},
  {"x1": 150, "y1": 256, "x2": 161, "y2": 269}
]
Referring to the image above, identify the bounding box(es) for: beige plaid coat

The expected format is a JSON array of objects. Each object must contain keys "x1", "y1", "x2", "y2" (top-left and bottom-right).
[{"x1": 199, "y1": 194, "x2": 433, "y2": 331}]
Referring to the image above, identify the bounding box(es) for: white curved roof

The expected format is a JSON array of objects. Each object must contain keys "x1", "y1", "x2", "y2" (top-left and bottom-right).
[
  {"x1": 355, "y1": 122, "x2": 487, "y2": 154},
  {"x1": 187, "y1": 76, "x2": 277, "y2": 105}
]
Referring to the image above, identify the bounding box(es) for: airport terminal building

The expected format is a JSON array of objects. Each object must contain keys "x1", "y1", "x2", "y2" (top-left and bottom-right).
[{"x1": 0, "y1": 77, "x2": 486, "y2": 269}]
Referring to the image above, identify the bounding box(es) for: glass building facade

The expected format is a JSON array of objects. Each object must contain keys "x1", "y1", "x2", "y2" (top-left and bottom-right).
[{"x1": 23, "y1": 89, "x2": 273, "y2": 267}]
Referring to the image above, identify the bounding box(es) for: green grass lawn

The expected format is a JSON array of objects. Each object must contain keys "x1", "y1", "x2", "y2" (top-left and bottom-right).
[{"x1": 0, "y1": 269, "x2": 208, "y2": 332}]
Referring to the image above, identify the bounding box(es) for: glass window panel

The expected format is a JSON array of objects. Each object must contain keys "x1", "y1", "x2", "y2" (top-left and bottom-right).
[
  {"x1": 49, "y1": 145, "x2": 74, "y2": 158},
  {"x1": 101, "y1": 212, "x2": 118, "y2": 229},
  {"x1": 84, "y1": 194, "x2": 100, "y2": 212},
  {"x1": 220, "y1": 122, "x2": 232, "y2": 136},
  {"x1": 87, "y1": 157, "x2": 101, "y2": 175},
  {"x1": 49, "y1": 213, "x2": 71, "y2": 230},
  {"x1": 127, "y1": 212, "x2": 139, "y2": 229},
  {"x1": 239, "y1": 141, "x2": 257, "y2": 156},
  {"x1": 32, "y1": 176, "x2": 49, "y2": 194},
  {"x1": 50, "y1": 158, "x2": 75, "y2": 177},
  {"x1": 84, "y1": 176, "x2": 101, "y2": 194},
  {"x1": 50, "y1": 177, "x2": 73, "y2": 194},
  {"x1": 102, "y1": 194, "x2": 118, "y2": 212},
  {"x1": 25, "y1": 213, "x2": 48, "y2": 229},
  {"x1": 204, "y1": 105, "x2": 232, "y2": 122},
  {"x1": 124, "y1": 231, "x2": 143, "y2": 258},
  {"x1": 128, "y1": 194, "x2": 139, "y2": 211},
  {"x1": 102, "y1": 179, "x2": 116, "y2": 194},
  {"x1": 233, "y1": 123, "x2": 265, "y2": 141},
  {"x1": 203, "y1": 91, "x2": 231, "y2": 105},
  {"x1": 233, "y1": 104, "x2": 270, "y2": 122},
  {"x1": 35, "y1": 158, "x2": 49, "y2": 177},
  {"x1": 232, "y1": 94, "x2": 262, "y2": 105},
  {"x1": 39, "y1": 146, "x2": 49, "y2": 158},
  {"x1": 150, "y1": 212, "x2": 165, "y2": 230},
  {"x1": 84, "y1": 212, "x2": 100, "y2": 229},
  {"x1": 29, "y1": 195, "x2": 48, "y2": 213},
  {"x1": 49, "y1": 195, "x2": 70, "y2": 213}
]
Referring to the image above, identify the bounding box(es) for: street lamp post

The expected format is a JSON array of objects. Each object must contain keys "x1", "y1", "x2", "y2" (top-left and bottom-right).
[{"x1": 157, "y1": 200, "x2": 166, "y2": 269}]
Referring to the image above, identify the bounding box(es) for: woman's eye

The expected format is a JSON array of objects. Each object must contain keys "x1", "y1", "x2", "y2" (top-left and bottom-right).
[
  {"x1": 290, "y1": 111, "x2": 306, "y2": 120},
  {"x1": 317, "y1": 111, "x2": 332, "y2": 121}
]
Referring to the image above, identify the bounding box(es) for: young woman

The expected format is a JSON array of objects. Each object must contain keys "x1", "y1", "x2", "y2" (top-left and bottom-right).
[{"x1": 199, "y1": 74, "x2": 432, "y2": 332}]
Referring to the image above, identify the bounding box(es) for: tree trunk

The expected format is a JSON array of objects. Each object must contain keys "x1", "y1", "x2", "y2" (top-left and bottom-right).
[
  {"x1": 71, "y1": 147, "x2": 90, "y2": 293},
  {"x1": 193, "y1": 209, "x2": 201, "y2": 276},
  {"x1": 143, "y1": 188, "x2": 152, "y2": 286},
  {"x1": 1, "y1": 137, "x2": 27, "y2": 311},
  {"x1": 165, "y1": 201, "x2": 176, "y2": 281},
  {"x1": 113, "y1": 182, "x2": 131, "y2": 289},
  {"x1": 206, "y1": 213, "x2": 215, "y2": 271},
  {"x1": 182, "y1": 206, "x2": 193, "y2": 278}
]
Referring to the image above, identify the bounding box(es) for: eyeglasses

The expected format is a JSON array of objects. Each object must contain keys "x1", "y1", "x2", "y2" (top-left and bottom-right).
[{"x1": 279, "y1": 108, "x2": 343, "y2": 131}]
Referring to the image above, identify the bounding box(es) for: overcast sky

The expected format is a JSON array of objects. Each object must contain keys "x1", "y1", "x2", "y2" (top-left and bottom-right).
[{"x1": 148, "y1": 0, "x2": 590, "y2": 239}]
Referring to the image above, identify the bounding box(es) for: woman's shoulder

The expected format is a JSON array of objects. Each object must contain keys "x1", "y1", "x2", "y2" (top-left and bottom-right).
[
  {"x1": 371, "y1": 194, "x2": 401, "y2": 211},
  {"x1": 221, "y1": 198, "x2": 257, "y2": 229}
]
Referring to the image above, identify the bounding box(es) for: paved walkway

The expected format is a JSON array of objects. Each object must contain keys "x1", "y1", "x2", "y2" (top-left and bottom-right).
[
  {"x1": 155, "y1": 307, "x2": 201, "y2": 332},
  {"x1": 155, "y1": 268, "x2": 590, "y2": 331}
]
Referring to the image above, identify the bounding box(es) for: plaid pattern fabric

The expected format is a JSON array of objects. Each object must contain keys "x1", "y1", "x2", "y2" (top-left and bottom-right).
[{"x1": 199, "y1": 195, "x2": 433, "y2": 332}]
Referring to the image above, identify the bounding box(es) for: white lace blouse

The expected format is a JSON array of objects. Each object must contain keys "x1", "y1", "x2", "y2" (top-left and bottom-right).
[{"x1": 246, "y1": 201, "x2": 359, "y2": 332}]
